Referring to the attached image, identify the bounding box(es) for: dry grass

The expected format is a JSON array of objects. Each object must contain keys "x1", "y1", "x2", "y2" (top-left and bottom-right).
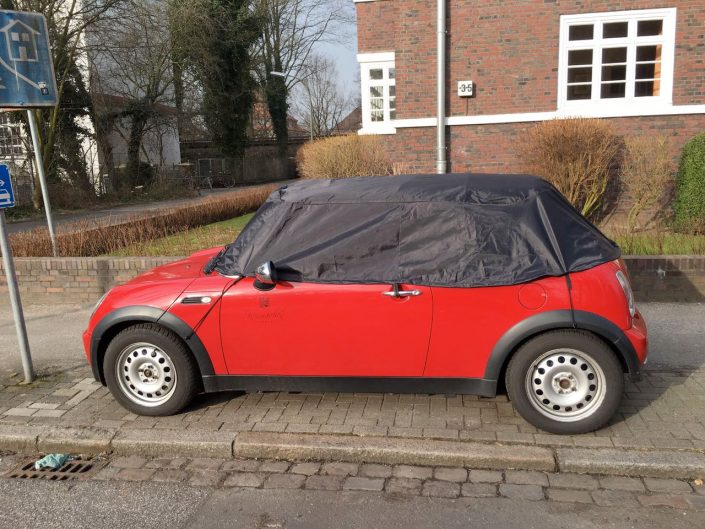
[
  {"x1": 621, "y1": 135, "x2": 675, "y2": 231},
  {"x1": 297, "y1": 135, "x2": 393, "y2": 179},
  {"x1": 108, "y1": 214, "x2": 254, "y2": 256},
  {"x1": 518, "y1": 118, "x2": 622, "y2": 220},
  {"x1": 609, "y1": 228, "x2": 705, "y2": 255},
  {"x1": 9, "y1": 185, "x2": 276, "y2": 257}
]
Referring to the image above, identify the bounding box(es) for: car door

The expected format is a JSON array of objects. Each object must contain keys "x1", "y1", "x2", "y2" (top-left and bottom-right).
[{"x1": 220, "y1": 277, "x2": 432, "y2": 377}]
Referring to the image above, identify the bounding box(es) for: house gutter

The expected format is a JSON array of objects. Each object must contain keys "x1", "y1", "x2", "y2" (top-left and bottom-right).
[{"x1": 436, "y1": 0, "x2": 447, "y2": 174}]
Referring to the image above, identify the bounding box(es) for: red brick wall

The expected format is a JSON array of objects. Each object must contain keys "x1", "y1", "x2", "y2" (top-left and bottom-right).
[
  {"x1": 0, "y1": 256, "x2": 703, "y2": 303},
  {"x1": 384, "y1": 113, "x2": 705, "y2": 174},
  {"x1": 356, "y1": 0, "x2": 705, "y2": 173}
]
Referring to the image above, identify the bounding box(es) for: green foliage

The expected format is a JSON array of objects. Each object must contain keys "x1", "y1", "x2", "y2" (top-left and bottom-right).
[{"x1": 674, "y1": 131, "x2": 705, "y2": 233}]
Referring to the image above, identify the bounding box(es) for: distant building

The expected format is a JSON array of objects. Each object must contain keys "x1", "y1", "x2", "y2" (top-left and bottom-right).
[{"x1": 330, "y1": 106, "x2": 362, "y2": 135}]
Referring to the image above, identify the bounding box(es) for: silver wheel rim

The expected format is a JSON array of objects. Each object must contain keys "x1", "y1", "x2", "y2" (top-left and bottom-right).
[
  {"x1": 525, "y1": 348, "x2": 606, "y2": 423},
  {"x1": 116, "y1": 342, "x2": 177, "y2": 407}
]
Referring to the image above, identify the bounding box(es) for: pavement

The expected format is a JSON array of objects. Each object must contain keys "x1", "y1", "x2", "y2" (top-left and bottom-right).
[
  {"x1": 1, "y1": 453, "x2": 705, "y2": 528},
  {"x1": 5, "y1": 181, "x2": 291, "y2": 235},
  {"x1": 0, "y1": 302, "x2": 704, "y2": 481}
]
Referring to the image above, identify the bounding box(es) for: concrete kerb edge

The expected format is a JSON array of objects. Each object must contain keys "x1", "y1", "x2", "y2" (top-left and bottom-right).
[
  {"x1": 3, "y1": 426, "x2": 705, "y2": 479},
  {"x1": 232, "y1": 432, "x2": 557, "y2": 472}
]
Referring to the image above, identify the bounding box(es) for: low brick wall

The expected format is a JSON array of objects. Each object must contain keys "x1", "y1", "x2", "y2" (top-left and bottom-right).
[
  {"x1": 0, "y1": 257, "x2": 178, "y2": 304},
  {"x1": 0, "y1": 255, "x2": 704, "y2": 304},
  {"x1": 625, "y1": 256, "x2": 705, "y2": 303}
]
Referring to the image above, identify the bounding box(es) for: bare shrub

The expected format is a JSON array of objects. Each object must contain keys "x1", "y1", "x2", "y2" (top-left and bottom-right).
[
  {"x1": 518, "y1": 118, "x2": 622, "y2": 220},
  {"x1": 621, "y1": 135, "x2": 675, "y2": 231},
  {"x1": 297, "y1": 135, "x2": 393, "y2": 179},
  {"x1": 9, "y1": 185, "x2": 276, "y2": 257}
]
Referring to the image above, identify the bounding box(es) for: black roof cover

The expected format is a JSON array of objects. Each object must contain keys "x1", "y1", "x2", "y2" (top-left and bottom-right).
[{"x1": 214, "y1": 173, "x2": 620, "y2": 287}]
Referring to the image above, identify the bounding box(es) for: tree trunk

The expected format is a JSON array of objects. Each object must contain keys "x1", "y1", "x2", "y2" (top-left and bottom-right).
[
  {"x1": 126, "y1": 115, "x2": 147, "y2": 188},
  {"x1": 265, "y1": 72, "x2": 289, "y2": 156}
]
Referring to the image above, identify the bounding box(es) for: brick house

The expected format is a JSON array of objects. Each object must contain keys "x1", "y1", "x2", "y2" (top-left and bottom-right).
[{"x1": 354, "y1": 1, "x2": 705, "y2": 173}]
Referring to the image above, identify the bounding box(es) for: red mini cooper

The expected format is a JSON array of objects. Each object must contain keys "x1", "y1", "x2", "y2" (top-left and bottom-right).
[{"x1": 83, "y1": 174, "x2": 647, "y2": 434}]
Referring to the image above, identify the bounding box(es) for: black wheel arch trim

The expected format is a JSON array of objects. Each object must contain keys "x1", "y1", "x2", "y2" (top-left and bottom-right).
[
  {"x1": 90, "y1": 305, "x2": 215, "y2": 384},
  {"x1": 484, "y1": 309, "x2": 640, "y2": 381}
]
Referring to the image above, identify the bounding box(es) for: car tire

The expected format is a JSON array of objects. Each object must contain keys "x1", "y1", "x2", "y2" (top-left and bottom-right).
[
  {"x1": 505, "y1": 330, "x2": 624, "y2": 434},
  {"x1": 104, "y1": 323, "x2": 200, "y2": 416}
]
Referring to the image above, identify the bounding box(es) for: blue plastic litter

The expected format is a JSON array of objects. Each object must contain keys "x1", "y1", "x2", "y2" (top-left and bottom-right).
[{"x1": 34, "y1": 453, "x2": 73, "y2": 470}]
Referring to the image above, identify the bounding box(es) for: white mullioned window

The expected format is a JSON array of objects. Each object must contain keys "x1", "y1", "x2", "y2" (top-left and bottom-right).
[
  {"x1": 558, "y1": 8, "x2": 676, "y2": 111},
  {"x1": 358, "y1": 52, "x2": 396, "y2": 133}
]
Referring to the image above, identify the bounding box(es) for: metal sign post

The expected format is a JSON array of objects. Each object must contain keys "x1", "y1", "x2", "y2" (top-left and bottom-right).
[
  {"x1": 26, "y1": 109, "x2": 57, "y2": 256},
  {"x1": 0, "y1": 10, "x2": 59, "y2": 256},
  {"x1": 0, "y1": 165, "x2": 34, "y2": 383}
]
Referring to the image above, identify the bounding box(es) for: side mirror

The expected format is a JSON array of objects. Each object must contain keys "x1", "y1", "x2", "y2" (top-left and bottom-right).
[{"x1": 254, "y1": 261, "x2": 277, "y2": 290}]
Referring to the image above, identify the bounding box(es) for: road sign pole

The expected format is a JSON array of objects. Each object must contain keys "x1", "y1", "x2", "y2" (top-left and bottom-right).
[
  {"x1": 26, "y1": 109, "x2": 58, "y2": 257},
  {"x1": 0, "y1": 209, "x2": 34, "y2": 383}
]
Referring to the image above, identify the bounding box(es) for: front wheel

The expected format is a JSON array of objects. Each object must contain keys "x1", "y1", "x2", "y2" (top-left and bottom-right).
[
  {"x1": 104, "y1": 324, "x2": 200, "y2": 416},
  {"x1": 506, "y1": 330, "x2": 624, "y2": 434}
]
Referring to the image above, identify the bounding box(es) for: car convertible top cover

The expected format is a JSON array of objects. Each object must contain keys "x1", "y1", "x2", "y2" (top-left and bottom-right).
[{"x1": 214, "y1": 173, "x2": 620, "y2": 288}]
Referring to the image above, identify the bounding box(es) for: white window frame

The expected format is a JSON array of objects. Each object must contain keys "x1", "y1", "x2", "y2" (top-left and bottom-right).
[
  {"x1": 558, "y1": 8, "x2": 677, "y2": 112},
  {"x1": 358, "y1": 52, "x2": 396, "y2": 134}
]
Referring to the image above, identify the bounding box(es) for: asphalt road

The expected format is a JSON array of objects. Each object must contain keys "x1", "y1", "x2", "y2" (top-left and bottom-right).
[
  {"x1": 0, "y1": 302, "x2": 703, "y2": 378},
  {"x1": 0, "y1": 479, "x2": 701, "y2": 529}
]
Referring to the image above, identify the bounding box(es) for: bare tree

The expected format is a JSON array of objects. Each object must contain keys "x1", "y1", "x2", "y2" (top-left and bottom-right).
[
  {"x1": 252, "y1": 0, "x2": 354, "y2": 152},
  {"x1": 89, "y1": 0, "x2": 177, "y2": 189},
  {"x1": 292, "y1": 55, "x2": 352, "y2": 138}
]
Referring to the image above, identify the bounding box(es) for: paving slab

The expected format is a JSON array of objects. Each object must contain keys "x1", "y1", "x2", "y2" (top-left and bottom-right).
[
  {"x1": 558, "y1": 448, "x2": 705, "y2": 479},
  {"x1": 232, "y1": 432, "x2": 556, "y2": 471}
]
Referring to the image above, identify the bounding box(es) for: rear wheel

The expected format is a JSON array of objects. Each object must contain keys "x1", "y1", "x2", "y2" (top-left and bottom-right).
[
  {"x1": 104, "y1": 324, "x2": 200, "y2": 416},
  {"x1": 506, "y1": 330, "x2": 624, "y2": 434}
]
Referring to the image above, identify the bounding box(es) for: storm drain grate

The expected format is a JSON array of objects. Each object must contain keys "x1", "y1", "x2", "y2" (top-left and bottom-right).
[{"x1": 3, "y1": 456, "x2": 108, "y2": 481}]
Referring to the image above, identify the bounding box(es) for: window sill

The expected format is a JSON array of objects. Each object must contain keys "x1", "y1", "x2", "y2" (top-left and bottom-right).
[
  {"x1": 358, "y1": 125, "x2": 397, "y2": 135},
  {"x1": 557, "y1": 99, "x2": 679, "y2": 118}
]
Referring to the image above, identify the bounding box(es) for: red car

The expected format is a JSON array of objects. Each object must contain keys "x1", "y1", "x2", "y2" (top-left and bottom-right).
[{"x1": 83, "y1": 174, "x2": 647, "y2": 434}]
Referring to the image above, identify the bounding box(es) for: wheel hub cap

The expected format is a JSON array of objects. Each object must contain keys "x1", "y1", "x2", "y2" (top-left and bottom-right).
[
  {"x1": 116, "y1": 343, "x2": 177, "y2": 407},
  {"x1": 525, "y1": 349, "x2": 606, "y2": 422}
]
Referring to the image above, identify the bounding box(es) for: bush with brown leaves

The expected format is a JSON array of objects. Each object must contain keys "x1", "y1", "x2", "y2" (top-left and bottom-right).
[
  {"x1": 518, "y1": 118, "x2": 622, "y2": 220},
  {"x1": 297, "y1": 135, "x2": 393, "y2": 179},
  {"x1": 621, "y1": 135, "x2": 675, "y2": 231}
]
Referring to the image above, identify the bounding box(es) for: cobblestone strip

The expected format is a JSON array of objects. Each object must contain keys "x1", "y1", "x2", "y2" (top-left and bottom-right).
[
  {"x1": 3, "y1": 368, "x2": 705, "y2": 453},
  {"x1": 4, "y1": 451, "x2": 702, "y2": 511}
]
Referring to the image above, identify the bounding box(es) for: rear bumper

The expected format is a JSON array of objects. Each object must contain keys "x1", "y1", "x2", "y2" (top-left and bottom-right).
[{"x1": 625, "y1": 309, "x2": 648, "y2": 367}]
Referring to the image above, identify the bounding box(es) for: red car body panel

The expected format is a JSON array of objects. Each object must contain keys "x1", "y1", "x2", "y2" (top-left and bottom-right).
[
  {"x1": 219, "y1": 278, "x2": 433, "y2": 377},
  {"x1": 424, "y1": 275, "x2": 571, "y2": 378},
  {"x1": 83, "y1": 247, "x2": 648, "y2": 389}
]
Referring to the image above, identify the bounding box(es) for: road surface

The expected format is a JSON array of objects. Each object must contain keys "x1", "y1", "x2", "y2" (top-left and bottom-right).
[{"x1": 0, "y1": 479, "x2": 701, "y2": 529}]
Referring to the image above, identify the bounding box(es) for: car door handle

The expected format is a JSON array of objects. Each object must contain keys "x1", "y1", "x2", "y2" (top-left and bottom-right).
[{"x1": 383, "y1": 289, "x2": 422, "y2": 298}]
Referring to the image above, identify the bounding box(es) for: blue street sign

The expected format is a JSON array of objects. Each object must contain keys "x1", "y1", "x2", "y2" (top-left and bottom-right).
[
  {"x1": 0, "y1": 164, "x2": 15, "y2": 208},
  {"x1": 0, "y1": 10, "x2": 57, "y2": 107}
]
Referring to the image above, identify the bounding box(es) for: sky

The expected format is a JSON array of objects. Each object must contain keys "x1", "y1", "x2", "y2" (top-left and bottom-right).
[
  {"x1": 316, "y1": 21, "x2": 359, "y2": 92},
  {"x1": 294, "y1": 2, "x2": 360, "y2": 114}
]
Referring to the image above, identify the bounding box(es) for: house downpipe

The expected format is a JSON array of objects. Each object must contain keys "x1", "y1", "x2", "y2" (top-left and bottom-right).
[{"x1": 436, "y1": 0, "x2": 447, "y2": 174}]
